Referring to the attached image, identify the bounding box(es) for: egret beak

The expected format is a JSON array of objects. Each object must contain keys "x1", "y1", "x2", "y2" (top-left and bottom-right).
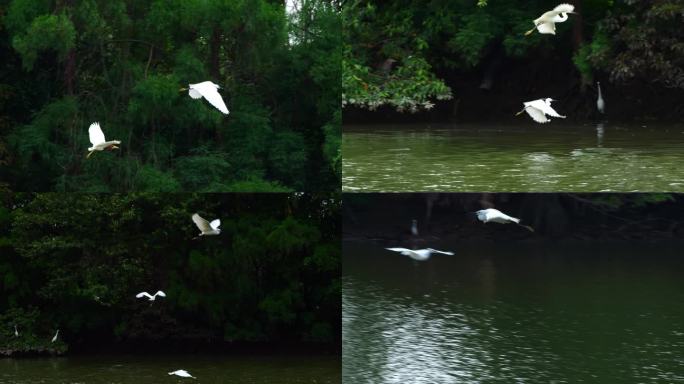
[{"x1": 179, "y1": 87, "x2": 188, "y2": 92}]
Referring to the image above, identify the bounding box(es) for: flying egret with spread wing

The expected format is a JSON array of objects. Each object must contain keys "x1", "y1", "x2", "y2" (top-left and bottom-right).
[
  {"x1": 525, "y1": 4, "x2": 577, "y2": 36},
  {"x1": 168, "y1": 370, "x2": 196, "y2": 379},
  {"x1": 385, "y1": 247, "x2": 454, "y2": 261},
  {"x1": 87, "y1": 122, "x2": 120, "y2": 158},
  {"x1": 475, "y1": 208, "x2": 534, "y2": 232},
  {"x1": 183, "y1": 81, "x2": 229, "y2": 114},
  {"x1": 192, "y1": 213, "x2": 221, "y2": 239},
  {"x1": 516, "y1": 98, "x2": 566, "y2": 123},
  {"x1": 135, "y1": 290, "x2": 166, "y2": 301}
]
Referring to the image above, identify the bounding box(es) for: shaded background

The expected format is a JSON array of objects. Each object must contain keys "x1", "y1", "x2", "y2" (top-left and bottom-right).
[{"x1": 0, "y1": 192, "x2": 340, "y2": 356}]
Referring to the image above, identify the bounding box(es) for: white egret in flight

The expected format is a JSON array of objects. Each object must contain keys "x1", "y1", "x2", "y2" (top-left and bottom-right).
[
  {"x1": 136, "y1": 291, "x2": 166, "y2": 301},
  {"x1": 51, "y1": 329, "x2": 59, "y2": 343},
  {"x1": 14, "y1": 325, "x2": 18, "y2": 337},
  {"x1": 192, "y1": 213, "x2": 221, "y2": 239},
  {"x1": 87, "y1": 122, "x2": 121, "y2": 158},
  {"x1": 168, "y1": 370, "x2": 196, "y2": 379},
  {"x1": 525, "y1": 4, "x2": 576, "y2": 36},
  {"x1": 183, "y1": 81, "x2": 229, "y2": 114},
  {"x1": 516, "y1": 98, "x2": 565, "y2": 123},
  {"x1": 385, "y1": 247, "x2": 454, "y2": 261},
  {"x1": 475, "y1": 209, "x2": 534, "y2": 232},
  {"x1": 596, "y1": 81, "x2": 605, "y2": 114}
]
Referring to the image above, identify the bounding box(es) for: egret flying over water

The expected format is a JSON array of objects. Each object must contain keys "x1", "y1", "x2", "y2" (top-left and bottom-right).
[
  {"x1": 385, "y1": 247, "x2": 454, "y2": 261},
  {"x1": 168, "y1": 370, "x2": 195, "y2": 379},
  {"x1": 183, "y1": 81, "x2": 229, "y2": 114},
  {"x1": 525, "y1": 3, "x2": 576, "y2": 36},
  {"x1": 596, "y1": 81, "x2": 605, "y2": 114},
  {"x1": 516, "y1": 98, "x2": 565, "y2": 123},
  {"x1": 192, "y1": 213, "x2": 221, "y2": 239},
  {"x1": 475, "y1": 209, "x2": 534, "y2": 232},
  {"x1": 51, "y1": 329, "x2": 59, "y2": 343},
  {"x1": 14, "y1": 325, "x2": 18, "y2": 337},
  {"x1": 87, "y1": 122, "x2": 120, "y2": 158},
  {"x1": 136, "y1": 290, "x2": 166, "y2": 301}
]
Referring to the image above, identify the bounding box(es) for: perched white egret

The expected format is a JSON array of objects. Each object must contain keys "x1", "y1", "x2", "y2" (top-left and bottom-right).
[
  {"x1": 184, "y1": 81, "x2": 229, "y2": 114},
  {"x1": 14, "y1": 325, "x2": 18, "y2": 337},
  {"x1": 385, "y1": 247, "x2": 454, "y2": 261},
  {"x1": 475, "y1": 208, "x2": 534, "y2": 232},
  {"x1": 596, "y1": 81, "x2": 605, "y2": 114},
  {"x1": 87, "y1": 122, "x2": 121, "y2": 158},
  {"x1": 516, "y1": 98, "x2": 566, "y2": 123},
  {"x1": 411, "y1": 219, "x2": 419, "y2": 236},
  {"x1": 192, "y1": 213, "x2": 221, "y2": 239},
  {"x1": 136, "y1": 290, "x2": 166, "y2": 301},
  {"x1": 168, "y1": 370, "x2": 195, "y2": 379},
  {"x1": 51, "y1": 329, "x2": 59, "y2": 343},
  {"x1": 525, "y1": 4, "x2": 576, "y2": 36}
]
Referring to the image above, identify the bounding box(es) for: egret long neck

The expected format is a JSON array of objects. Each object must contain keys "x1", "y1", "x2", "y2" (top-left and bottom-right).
[{"x1": 597, "y1": 83, "x2": 602, "y2": 98}]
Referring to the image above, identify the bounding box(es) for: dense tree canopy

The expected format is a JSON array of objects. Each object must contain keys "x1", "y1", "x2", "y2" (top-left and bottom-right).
[
  {"x1": 343, "y1": 0, "x2": 684, "y2": 118},
  {"x1": 0, "y1": 0, "x2": 340, "y2": 192},
  {"x1": 0, "y1": 192, "x2": 340, "y2": 355}
]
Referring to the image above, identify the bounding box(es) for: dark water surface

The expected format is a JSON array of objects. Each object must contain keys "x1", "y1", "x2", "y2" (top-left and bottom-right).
[
  {"x1": 342, "y1": 123, "x2": 684, "y2": 192},
  {"x1": 0, "y1": 354, "x2": 339, "y2": 384},
  {"x1": 342, "y1": 241, "x2": 684, "y2": 383}
]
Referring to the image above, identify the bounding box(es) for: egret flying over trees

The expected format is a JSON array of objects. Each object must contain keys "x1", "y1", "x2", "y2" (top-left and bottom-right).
[
  {"x1": 87, "y1": 122, "x2": 120, "y2": 158},
  {"x1": 168, "y1": 370, "x2": 195, "y2": 379},
  {"x1": 183, "y1": 81, "x2": 229, "y2": 114},
  {"x1": 516, "y1": 98, "x2": 566, "y2": 123},
  {"x1": 475, "y1": 209, "x2": 534, "y2": 232},
  {"x1": 136, "y1": 291, "x2": 166, "y2": 301},
  {"x1": 51, "y1": 329, "x2": 59, "y2": 343},
  {"x1": 525, "y1": 4, "x2": 576, "y2": 36},
  {"x1": 385, "y1": 247, "x2": 454, "y2": 261},
  {"x1": 192, "y1": 213, "x2": 221, "y2": 239},
  {"x1": 596, "y1": 81, "x2": 605, "y2": 114}
]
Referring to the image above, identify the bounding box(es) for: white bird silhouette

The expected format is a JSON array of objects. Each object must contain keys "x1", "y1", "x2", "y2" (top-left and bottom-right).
[
  {"x1": 185, "y1": 81, "x2": 229, "y2": 114},
  {"x1": 51, "y1": 329, "x2": 59, "y2": 343},
  {"x1": 385, "y1": 247, "x2": 454, "y2": 261},
  {"x1": 168, "y1": 369, "x2": 196, "y2": 379},
  {"x1": 135, "y1": 290, "x2": 166, "y2": 301},
  {"x1": 410, "y1": 219, "x2": 418, "y2": 236},
  {"x1": 14, "y1": 325, "x2": 18, "y2": 337},
  {"x1": 516, "y1": 98, "x2": 566, "y2": 123},
  {"x1": 596, "y1": 81, "x2": 605, "y2": 114},
  {"x1": 525, "y1": 3, "x2": 576, "y2": 36},
  {"x1": 192, "y1": 213, "x2": 221, "y2": 239},
  {"x1": 87, "y1": 122, "x2": 121, "y2": 158},
  {"x1": 475, "y1": 208, "x2": 534, "y2": 232}
]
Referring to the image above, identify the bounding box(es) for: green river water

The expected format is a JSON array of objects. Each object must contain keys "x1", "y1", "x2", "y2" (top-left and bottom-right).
[
  {"x1": 342, "y1": 241, "x2": 684, "y2": 383},
  {"x1": 342, "y1": 123, "x2": 684, "y2": 192}
]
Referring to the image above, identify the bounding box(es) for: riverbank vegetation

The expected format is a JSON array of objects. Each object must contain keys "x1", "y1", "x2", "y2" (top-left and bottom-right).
[
  {"x1": 0, "y1": 193, "x2": 340, "y2": 356},
  {"x1": 0, "y1": 0, "x2": 340, "y2": 192},
  {"x1": 343, "y1": 0, "x2": 684, "y2": 121}
]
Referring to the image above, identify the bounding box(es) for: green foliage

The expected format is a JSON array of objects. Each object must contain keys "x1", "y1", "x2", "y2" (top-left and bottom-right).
[
  {"x1": 1, "y1": 0, "x2": 340, "y2": 192},
  {"x1": 0, "y1": 193, "x2": 340, "y2": 353}
]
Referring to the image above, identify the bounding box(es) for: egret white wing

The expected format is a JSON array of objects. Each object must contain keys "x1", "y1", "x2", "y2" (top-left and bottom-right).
[
  {"x1": 525, "y1": 107, "x2": 550, "y2": 123},
  {"x1": 209, "y1": 219, "x2": 221, "y2": 230},
  {"x1": 136, "y1": 292, "x2": 152, "y2": 299},
  {"x1": 536, "y1": 22, "x2": 556, "y2": 34},
  {"x1": 188, "y1": 88, "x2": 203, "y2": 99},
  {"x1": 553, "y1": 3, "x2": 574, "y2": 14},
  {"x1": 154, "y1": 290, "x2": 166, "y2": 298},
  {"x1": 539, "y1": 102, "x2": 565, "y2": 118},
  {"x1": 88, "y1": 122, "x2": 106, "y2": 145},
  {"x1": 196, "y1": 83, "x2": 229, "y2": 114},
  {"x1": 192, "y1": 213, "x2": 212, "y2": 232},
  {"x1": 385, "y1": 247, "x2": 412, "y2": 253}
]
